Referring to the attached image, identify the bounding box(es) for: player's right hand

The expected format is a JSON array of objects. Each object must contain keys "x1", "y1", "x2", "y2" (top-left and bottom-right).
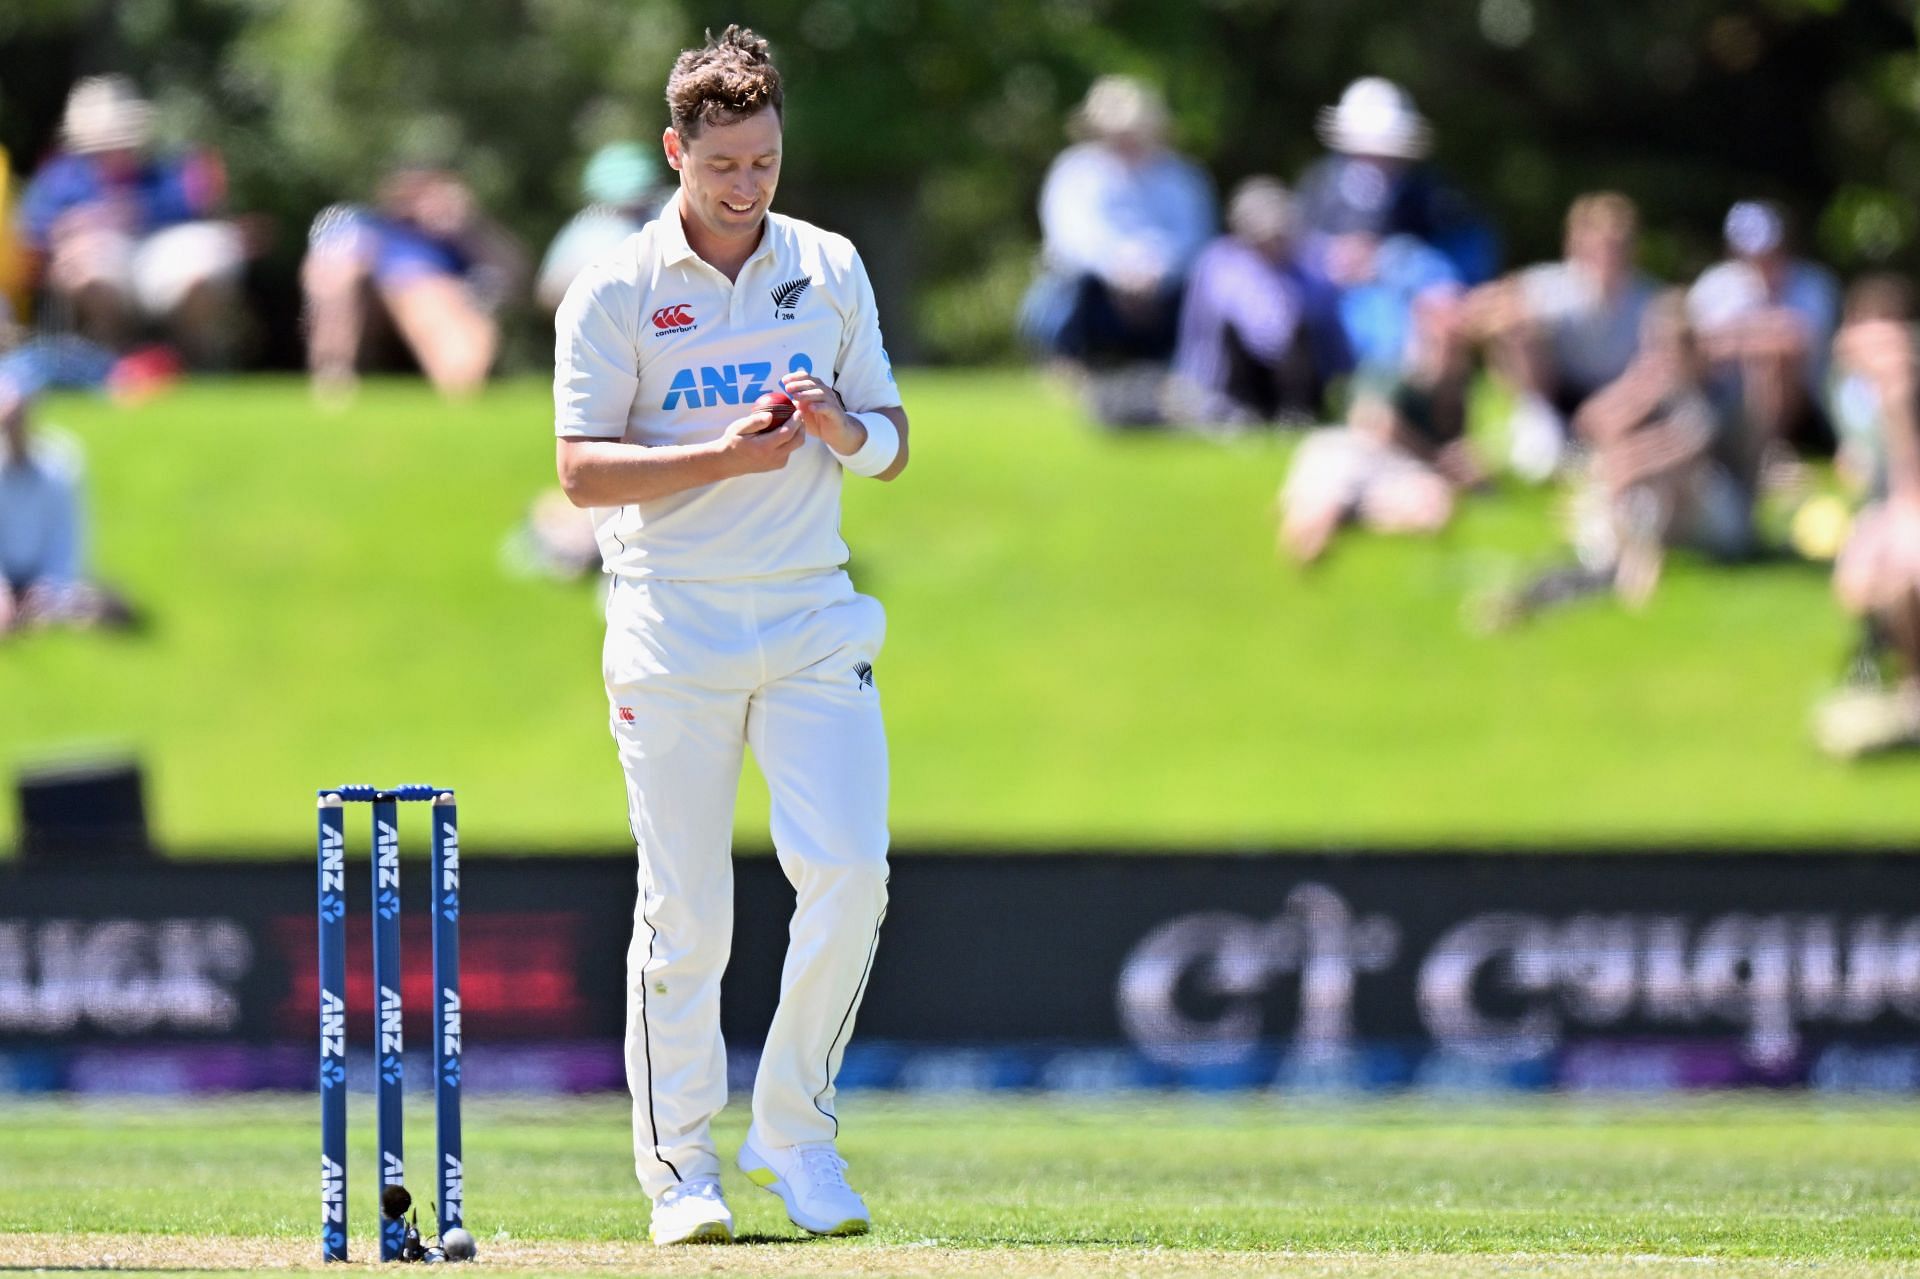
[{"x1": 714, "y1": 409, "x2": 805, "y2": 475}]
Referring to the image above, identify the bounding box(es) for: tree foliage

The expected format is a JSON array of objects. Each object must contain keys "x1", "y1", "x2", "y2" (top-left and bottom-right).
[{"x1": 1, "y1": 0, "x2": 1916, "y2": 363}]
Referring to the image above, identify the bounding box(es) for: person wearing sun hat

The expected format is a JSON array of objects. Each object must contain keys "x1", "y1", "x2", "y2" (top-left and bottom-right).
[
  {"x1": 1018, "y1": 75, "x2": 1216, "y2": 380},
  {"x1": 537, "y1": 141, "x2": 673, "y2": 312},
  {"x1": 1296, "y1": 77, "x2": 1497, "y2": 287},
  {"x1": 17, "y1": 75, "x2": 248, "y2": 365}
]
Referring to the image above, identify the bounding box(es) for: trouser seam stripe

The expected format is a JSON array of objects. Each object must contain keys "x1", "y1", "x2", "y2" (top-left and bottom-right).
[{"x1": 812, "y1": 902, "x2": 886, "y2": 1137}]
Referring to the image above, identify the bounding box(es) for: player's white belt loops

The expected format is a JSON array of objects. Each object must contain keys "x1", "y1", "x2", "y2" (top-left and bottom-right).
[{"x1": 833, "y1": 411, "x2": 899, "y2": 478}]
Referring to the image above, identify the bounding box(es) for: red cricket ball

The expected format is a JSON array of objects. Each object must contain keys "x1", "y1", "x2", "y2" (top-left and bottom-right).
[{"x1": 752, "y1": 390, "x2": 796, "y2": 428}]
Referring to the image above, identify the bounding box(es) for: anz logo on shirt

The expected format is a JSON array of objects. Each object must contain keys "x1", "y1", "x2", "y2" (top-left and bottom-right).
[{"x1": 660, "y1": 353, "x2": 814, "y2": 411}]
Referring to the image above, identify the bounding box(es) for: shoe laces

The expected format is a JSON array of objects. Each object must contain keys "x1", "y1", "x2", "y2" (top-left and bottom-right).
[
  {"x1": 795, "y1": 1143, "x2": 850, "y2": 1192},
  {"x1": 662, "y1": 1177, "x2": 723, "y2": 1207}
]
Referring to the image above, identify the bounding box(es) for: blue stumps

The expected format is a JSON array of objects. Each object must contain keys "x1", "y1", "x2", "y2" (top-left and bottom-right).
[
  {"x1": 430, "y1": 791, "x2": 464, "y2": 1231},
  {"x1": 317, "y1": 794, "x2": 349, "y2": 1262},
  {"x1": 370, "y1": 793, "x2": 406, "y2": 1261},
  {"x1": 317, "y1": 784, "x2": 464, "y2": 1261}
]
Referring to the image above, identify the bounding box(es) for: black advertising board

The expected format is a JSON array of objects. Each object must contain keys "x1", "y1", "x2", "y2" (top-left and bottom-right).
[{"x1": 4, "y1": 851, "x2": 1920, "y2": 1093}]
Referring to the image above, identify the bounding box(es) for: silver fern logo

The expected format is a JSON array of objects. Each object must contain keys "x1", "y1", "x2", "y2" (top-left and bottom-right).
[
  {"x1": 853, "y1": 661, "x2": 874, "y2": 690},
  {"x1": 771, "y1": 276, "x2": 811, "y2": 318}
]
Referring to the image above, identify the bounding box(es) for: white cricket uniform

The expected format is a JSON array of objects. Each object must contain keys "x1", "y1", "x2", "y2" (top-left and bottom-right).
[{"x1": 554, "y1": 207, "x2": 899, "y2": 1198}]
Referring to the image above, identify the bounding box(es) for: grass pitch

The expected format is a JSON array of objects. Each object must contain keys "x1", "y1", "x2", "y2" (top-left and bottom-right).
[
  {"x1": 1, "y1": 1094, "x2": 1917, "y2": 1276},
  {"x1": 1, "y1": 372, "x2": 1916, "y2": 853}
]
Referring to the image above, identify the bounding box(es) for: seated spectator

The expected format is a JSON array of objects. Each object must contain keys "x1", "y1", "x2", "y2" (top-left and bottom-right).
[
  {"x1": 1472, "y1": 192, "x2": 1661, "y2": 482},
  {"x1": 1165, "y1": 177, "x2": 1349, "y2": 428},
  {"x1": 1018, "y1": 75, "x2": 1214, "y2": 377},
  {"x1": 1688, "y1": 200, "x2": 1840, "y2": 460},
  {"x1": 17, "y1": 76, "x2": 247, "y2": 366},
  {"x1": 1296, "y1": 78, "x2": 1498, "y2": 288},
  {"x1": 1325, "y1": 231, "x2": 1459, "y2": 376},
  {"x1": 1827, "y1": 276, "x2": 1914, "y2": 507},
  {"x1": 1280, "y1": 284, "x2": 1483, "y2": 563},
  {"x1": 1815, "y1": 279, "x2": 1920, "y2": 757},
  {"x1": 0, "y1": 377, "x2": 131, "y2": 637},
  {"x1": 1477, "y1": 293, "x2": 1757, "y2": 625},
  {"x1": 302, "y1": 167, "x2": 528, "y2": 402},
  {"x1": 536, "y1": 142, "x2": 670, "y2": 313}
]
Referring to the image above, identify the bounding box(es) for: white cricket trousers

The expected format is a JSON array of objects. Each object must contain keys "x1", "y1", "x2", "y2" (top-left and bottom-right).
[{"x1": 603, "y1": 567, "x2": 889, "y2": 1199}]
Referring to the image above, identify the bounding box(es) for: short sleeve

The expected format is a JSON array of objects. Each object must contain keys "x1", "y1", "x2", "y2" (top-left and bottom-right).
[
  {"x1": 832, "y1": 249, "x2": 900, "y2": 413},
  {"x1": 553, "y1": 263, "x2": 639, "y2": 439}
]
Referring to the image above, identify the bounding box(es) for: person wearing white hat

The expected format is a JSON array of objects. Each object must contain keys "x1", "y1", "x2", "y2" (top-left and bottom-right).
[
  {"x1": 1687, "y1": 199, "x2": 1840, "y2": 458},
  {"x1": 1296, "y1": 77, "x2": 1497, "y2": 288},
  {"x1": 1018, "y1": 74, "x2": 1215, "y2": 406},
  {"x1": 17, "y1": 75, "x2": 247, "y2": 364}
]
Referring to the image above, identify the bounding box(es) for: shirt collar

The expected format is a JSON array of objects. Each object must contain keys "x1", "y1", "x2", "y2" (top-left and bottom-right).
[{"x1": 657, "y1": 198, "x2": 781, "y2": 273}]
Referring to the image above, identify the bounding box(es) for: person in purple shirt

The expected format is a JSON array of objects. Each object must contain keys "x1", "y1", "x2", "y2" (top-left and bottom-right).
[
  {"x1": 17, "y1": 76, "x2": 246, "y2": 363},
  {"x1": 1166, "y1": 177, "x2": 1349, "y2": 426}
]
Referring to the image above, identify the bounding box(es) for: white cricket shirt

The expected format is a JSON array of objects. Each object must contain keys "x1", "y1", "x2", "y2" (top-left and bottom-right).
[{"x1": 553, "y1": 207, "x2": 899, "y2": 581}]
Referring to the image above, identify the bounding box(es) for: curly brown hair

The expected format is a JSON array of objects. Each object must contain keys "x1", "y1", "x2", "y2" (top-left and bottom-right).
[{"x1": 666, "y1": 25, "x2": 783, "y2": 137}]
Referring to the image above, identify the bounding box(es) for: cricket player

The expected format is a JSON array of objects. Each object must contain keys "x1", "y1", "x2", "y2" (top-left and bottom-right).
[{"x1": 551, "y1": 26, "x2": 907, "y2": 1246}]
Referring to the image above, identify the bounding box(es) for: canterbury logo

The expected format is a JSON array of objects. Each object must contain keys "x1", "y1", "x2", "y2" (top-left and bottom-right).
[
  {"x1": 651, "y1": 304, "x2": 695, "y2": 331},
  {"x1": 770, "y1": 278, "x2": 811, "y2": 314}
]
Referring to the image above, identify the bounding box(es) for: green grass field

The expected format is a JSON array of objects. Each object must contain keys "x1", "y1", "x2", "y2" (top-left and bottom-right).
[
  {"x1": 1, "y1": 1095, "x2": 1917, "y2": 1276},
  {"x1": 1, "y1": 372, "x2": 1916, "y2": 854}
]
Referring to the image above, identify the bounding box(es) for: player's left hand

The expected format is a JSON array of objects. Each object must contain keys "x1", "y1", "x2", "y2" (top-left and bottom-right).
[{"x1": 781, "y1": 372, "x2": 866, "y2": 456}]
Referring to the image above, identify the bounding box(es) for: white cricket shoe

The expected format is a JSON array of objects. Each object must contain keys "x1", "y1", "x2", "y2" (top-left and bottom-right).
[
  {"x1": 738, "y1": 1136, "x2": 871, "y2": 1236},
  {"x1": 649, "y1": 1177, "x2": 733, "y2": 1245}
]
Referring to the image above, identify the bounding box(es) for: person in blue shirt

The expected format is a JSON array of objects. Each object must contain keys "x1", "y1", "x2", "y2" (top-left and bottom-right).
[
  {"x1": 17, "y1": 76, "x2": 246, "y2": 364},
  {"x1": 301, "y1": 166, "x2": 526, "y2": 403},
  {"x1": 1019, "y1": 76, "x2": 1215, "y2": 374},
  {"x1": 0, "y1": 376, "x2": 130, "y2": 636}
]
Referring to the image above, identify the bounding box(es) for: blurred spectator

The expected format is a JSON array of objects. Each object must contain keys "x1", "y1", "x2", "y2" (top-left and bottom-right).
[
  {"x1": 1688, "y1": 200, "x2": 1840, "y2": 459},
  {"x1": 1478, "y1": 293, "x2": 1756, "y2": 625},
  {"x1": 1296, "y1": 78, "x2": 1498, "y2": 287},
  {"x1": 1165, "y1": 177, "x2": 1349, "y2": 428},
  {"x1": 1018, "y1": 75, "x2": 1215, "y2": 376},
  {"x1": 1280, "y1": 284, "x2": 1482, "y2": 563},
  {"x1": 535, "y1": 142, "x2": 670, "y2": 313},
  {"x1": 0, "y1": 135, "x2": 28, "y2": 334},
  {"x1": 0, "y1": 377, "x2": 131, "y2": 637},
  {"x1": 1827, "y1": 276, "x2": 1914, "y2": 507},
  {"x1": 1472, "y1": 193, "x2": 1661, "y2": 482},
  {"x1": 500, "y1": 487, "x2": 603, "y2": 582},
  {"x1": 1325, "y1": 232, "x2": 1460, "y2": 376},
  {"x1": 302, "y1": 167, "x2": 527, "y2": 402},
  {"x1": 1815, "y1": 279, "x2": 1920, "y2": 757},
  {"x1": 17, "y1": 76, "x2": 247, "y2": 365}
]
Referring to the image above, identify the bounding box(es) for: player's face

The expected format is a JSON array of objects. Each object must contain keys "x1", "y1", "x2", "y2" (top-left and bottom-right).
[{"x1": 665, "y1": 109, "x2": 783, "y2": 246}]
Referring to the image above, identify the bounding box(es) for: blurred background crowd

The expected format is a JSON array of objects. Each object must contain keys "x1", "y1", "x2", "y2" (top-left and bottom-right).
[{"x1": 3, "y1": 0, "x2": 1920, "y2": 760}]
